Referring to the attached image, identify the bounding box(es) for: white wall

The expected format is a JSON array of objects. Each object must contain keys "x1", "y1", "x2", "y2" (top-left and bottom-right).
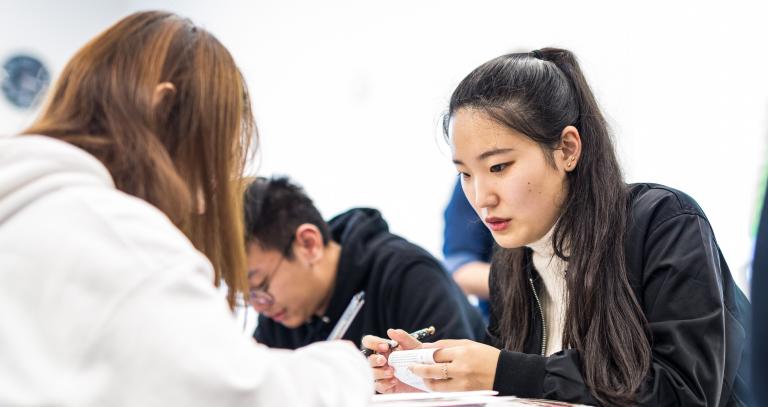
[
  {"x1": 3, "y1": 0, "x2": 766, "y2": 293},
  {"x1": 0, "y1": 1, "x2": 134, "y2": 132}
]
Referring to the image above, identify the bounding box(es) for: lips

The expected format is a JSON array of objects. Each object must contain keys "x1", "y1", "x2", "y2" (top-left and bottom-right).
[
  {"x1": 485, "y1": 216, "x2": 511, "y2": 232},
  {"x1": 267, "y1": 309, "x2": 286, "y2": 322}
]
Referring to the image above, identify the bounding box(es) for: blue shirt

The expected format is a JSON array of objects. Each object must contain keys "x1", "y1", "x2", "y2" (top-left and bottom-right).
[
  {"x1": 442, "y1": 180, "x2": 494, "y2": 318},
  {"x1": 752, "y1": 186, "x2": 767, "y2": 404}
]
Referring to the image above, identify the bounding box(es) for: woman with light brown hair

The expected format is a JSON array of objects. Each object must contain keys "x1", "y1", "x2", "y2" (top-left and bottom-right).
[{"x1": 0, "y1": 11, "x2": 371, "y2": 406}]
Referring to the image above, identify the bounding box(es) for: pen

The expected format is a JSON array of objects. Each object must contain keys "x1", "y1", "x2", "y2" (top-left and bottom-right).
[
  {"x1": 360, "y1": 326, "x2": 436, "y2": 357},
  {"x1": 326, "y1": 291, "x2": 365, "y2": 341}
]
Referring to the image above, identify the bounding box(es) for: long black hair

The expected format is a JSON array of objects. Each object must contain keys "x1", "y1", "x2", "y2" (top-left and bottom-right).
[{"x1": 444, "y1": 48, "x2": 650, "y2": 405}]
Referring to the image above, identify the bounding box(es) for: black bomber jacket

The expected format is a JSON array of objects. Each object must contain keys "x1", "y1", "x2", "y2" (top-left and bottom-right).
[{"x1": 485, "y1": 183, "x2": 750, "y2": 406}]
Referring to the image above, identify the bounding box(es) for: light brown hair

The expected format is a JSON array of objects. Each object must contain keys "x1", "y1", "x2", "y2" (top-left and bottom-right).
[{"x1": 23, "y1": 11, "x2": 256, "y2": 307}]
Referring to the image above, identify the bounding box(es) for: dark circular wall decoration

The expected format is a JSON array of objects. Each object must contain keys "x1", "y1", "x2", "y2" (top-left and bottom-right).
[{"x1": 1, "y1": 54, "x2": 50, "y2": 109}]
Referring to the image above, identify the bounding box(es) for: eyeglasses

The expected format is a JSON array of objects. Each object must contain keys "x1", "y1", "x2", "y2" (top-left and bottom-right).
[
  {"x1": 249, "y1": 255, "x2": 285, "y2": 307},
  {"x1": 248, "y1": 237, "x2": 293, "y2": 307}
]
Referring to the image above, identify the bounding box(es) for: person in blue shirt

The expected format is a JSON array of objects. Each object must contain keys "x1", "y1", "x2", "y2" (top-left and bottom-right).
[
  {"x1": 753, "y1": 181, "x2": 767, "y2": 404},
  {"x1": 442, "y1": 179, "x2": 494, "y2": 318}
]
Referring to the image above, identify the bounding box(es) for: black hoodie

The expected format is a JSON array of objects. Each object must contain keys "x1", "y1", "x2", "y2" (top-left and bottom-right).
[{"x1": 254, "y1": 208, "x2": 486, "y2": 349}]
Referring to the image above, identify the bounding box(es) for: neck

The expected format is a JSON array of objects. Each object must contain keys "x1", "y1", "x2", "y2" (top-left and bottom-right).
[
  {"x1": 314, "y1": 241, "x2": 341, "y2": 317},
  {"x1": 527, "y1": 222, "x2": 570, "y2": 273},
  {"x1": 527, "y1": 223, "x2": 556, "y2": 257}
]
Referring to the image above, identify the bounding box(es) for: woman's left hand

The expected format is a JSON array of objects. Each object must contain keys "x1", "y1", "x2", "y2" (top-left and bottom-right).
[{"x1": 409, "y1": 339, "x2": 500, "y2": 392}]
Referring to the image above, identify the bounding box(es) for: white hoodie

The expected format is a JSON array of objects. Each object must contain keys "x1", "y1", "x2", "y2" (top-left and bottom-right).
[{"x1": 0, "y1": 135, "x2": 373, "y2": 406}]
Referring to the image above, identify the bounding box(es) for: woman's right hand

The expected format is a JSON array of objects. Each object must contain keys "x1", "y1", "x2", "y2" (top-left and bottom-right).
[{"x1": 361, "y1": 328, "x2": 424, "y2": 394}]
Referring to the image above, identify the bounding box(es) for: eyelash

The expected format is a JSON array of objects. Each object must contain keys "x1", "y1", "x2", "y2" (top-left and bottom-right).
[
  {"x1": 457, "y1": 162, "x2": 513, "y2": 180},
  {"x1": 490, "y1": 163, "x2": 508, "y2": 173}
]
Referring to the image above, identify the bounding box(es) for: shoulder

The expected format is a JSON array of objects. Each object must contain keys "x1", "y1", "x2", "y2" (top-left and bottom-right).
[
  {"x1": 31, "y1": 182, "x2": 211, "y2": 281},
  {"x1": 98, "y1": 189, "x2": 209, "y2": 274},
  {"x1": 373, "y1": 232, "x2": 444, "y2": 272},
  {"x1": 358, "y1": 232, "x2": 451, "y2": 295},
  {"x1": 624, "y1": 183, "x2": 724, "y2": 291},
  {"x1": 628, "y1": 183, "x2": 709, "y2": 235},
  {"x1": 1, "y1": 135, "x2": 208, "y2": 278}
]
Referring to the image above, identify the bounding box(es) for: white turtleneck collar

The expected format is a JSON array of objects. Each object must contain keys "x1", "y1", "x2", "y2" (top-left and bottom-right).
[{"x1": 526, "y1": 223, "x2": 568, "y2": 275}]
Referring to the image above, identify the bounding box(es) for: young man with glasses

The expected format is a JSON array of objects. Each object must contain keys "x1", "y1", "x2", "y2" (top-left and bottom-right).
[{"x1": 244, "y1": 176, "x2": 485, "y2": 349}]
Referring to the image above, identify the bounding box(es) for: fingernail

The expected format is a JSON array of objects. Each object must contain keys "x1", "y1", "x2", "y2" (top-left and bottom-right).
[{"x1": 377, "y1": 355, "x2": 385, "y2": 364}]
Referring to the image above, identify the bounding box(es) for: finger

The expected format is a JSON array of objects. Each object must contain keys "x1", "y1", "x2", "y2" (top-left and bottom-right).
[
  {"x1": 387, "y1": 328, "x2": 422, "y2": 349},
  {"x1": 375, "y1": 378, "x2": 399, "y2": 393},
  {"x1": 368, "y1": 354, "x2": 388, "y2": 368},
  {"x1": 361, "y1": 334, "x2": 385, "y2": 348},
  {"x1": 432, "y1": 346, "x2": 461, "y2": 363},
  {"x1": 409, "y1": 363, "x2": 448, "y2": 380},
  {"x1": 362, "y1": 335, "x2": 396, "y2": 353},
  {"x1": 371, "y1": 366, "x2": 395, "y2": 381},
  {"x1": 422, "y1": 339, "x2": 468, "y2": 349}
]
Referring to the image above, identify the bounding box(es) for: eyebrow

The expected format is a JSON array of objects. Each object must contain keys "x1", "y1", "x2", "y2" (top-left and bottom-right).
[
  {"x1": 248, "y1": 271, "x2": 268, "y2": 289},
  {"x1": 453, "y1": 148, "x2": 515, "y2": 165}
]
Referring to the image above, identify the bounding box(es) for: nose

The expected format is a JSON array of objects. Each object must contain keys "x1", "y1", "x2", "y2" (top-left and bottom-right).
[{"x1": 472, "y1": 177, "x2": 498, "y2": 211}]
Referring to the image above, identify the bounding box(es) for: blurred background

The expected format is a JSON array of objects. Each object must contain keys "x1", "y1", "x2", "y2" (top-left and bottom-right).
[{"x1": 2, "y1": 0, "x2": 765, "y2": 294}]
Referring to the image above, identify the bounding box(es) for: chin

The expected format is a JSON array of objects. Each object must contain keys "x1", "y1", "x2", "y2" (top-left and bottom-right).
[
  {"x1": 492, "y1": 234, "x2": 525, "y2": 249},
  {"x1": 494, "y1": 226, "x2": 543, "y2": 249},
  {"x1": 281, "y1": 318, "x2": 302, "y2": 329},
  {"x1": 284, "y1": 313, "x2": 315, "y2": 329}
]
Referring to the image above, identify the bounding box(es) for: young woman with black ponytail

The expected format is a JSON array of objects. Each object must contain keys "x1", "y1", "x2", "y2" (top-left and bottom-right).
[{"x1": 364, "y1": 48, "x2": 750, "y2": 406}]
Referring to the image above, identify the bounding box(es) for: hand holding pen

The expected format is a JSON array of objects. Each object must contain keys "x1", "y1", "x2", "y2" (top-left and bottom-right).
[
  {"x1": 360, "y1": 326, "x2": 435, "y2": 357},
  {"x1": 361, "y1": 327, "x2": 436, "y2": 394}
]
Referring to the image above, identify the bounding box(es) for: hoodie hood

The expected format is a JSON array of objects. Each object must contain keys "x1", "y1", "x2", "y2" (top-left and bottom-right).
[
  {"x1": 328, "y1": 207, "x2": 389, "y2": 257},
  {"x1": 327, "y1": 207, "x2": 391, "y2": 291},
  {"x1": 319, "y1": 208, "x2": 393, "y2": 322},
  {"x1": 0, "y1": 135, "x2": 114, "y2": 225}
]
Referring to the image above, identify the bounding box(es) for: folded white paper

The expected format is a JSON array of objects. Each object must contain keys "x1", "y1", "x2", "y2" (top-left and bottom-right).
[{"x1": 387, "y1": 348, "x2": 439, "y2": 392}]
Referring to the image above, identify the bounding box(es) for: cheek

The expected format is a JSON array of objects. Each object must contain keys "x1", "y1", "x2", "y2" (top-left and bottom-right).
[
  {"x1": 498, "y1": 174, "x2": 543, "y2": 211},
  {"x1": 265, "y1": 278, "x2": 291, "y2": 306},
  {"x1": 275, "y1": 282, "x2": 313, "y2": 311},
  {"x1": 500, "y1": 169, "x2": 563, "y2": 218}
]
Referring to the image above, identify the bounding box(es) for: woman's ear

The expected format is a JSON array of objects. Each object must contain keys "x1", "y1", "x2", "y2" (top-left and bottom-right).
[
  {"x1": 152, "y1": 82, "x2": 176, "y2": 109},
  {"x1": 559, "y1": 125, "x2": 582, "y2": 172},
  {"x1": 293, "y1": 224, "x2": 325, "y2": 264}
]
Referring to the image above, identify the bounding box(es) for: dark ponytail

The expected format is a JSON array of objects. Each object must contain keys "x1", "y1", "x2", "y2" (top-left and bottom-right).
[{"x1": 445, "y1": 48, "x2": 651, "y2": 405}]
